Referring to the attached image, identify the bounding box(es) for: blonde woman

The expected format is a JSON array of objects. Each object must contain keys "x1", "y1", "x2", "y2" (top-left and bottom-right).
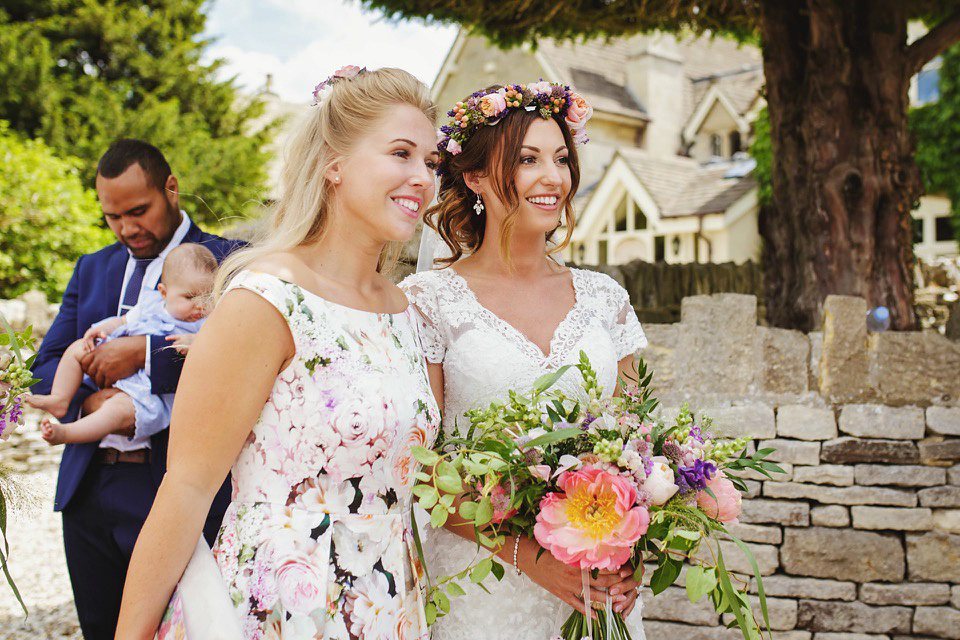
[
  {"x1": 116, "y1": 67, "x2": 442, "y2": 639},
  {"x1": 401, "y1": 84, "x2": 648, "y2": 639}
]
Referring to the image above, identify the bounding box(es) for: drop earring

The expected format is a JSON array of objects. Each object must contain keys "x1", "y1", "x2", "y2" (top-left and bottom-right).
[{"x1": 473, "y1": 194, "x2": 484, "y2": 216}]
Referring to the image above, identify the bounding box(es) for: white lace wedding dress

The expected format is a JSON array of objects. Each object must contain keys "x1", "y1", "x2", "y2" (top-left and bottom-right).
[{"x1": 401, "y1": 266, "x2": 649, "y2": 640}]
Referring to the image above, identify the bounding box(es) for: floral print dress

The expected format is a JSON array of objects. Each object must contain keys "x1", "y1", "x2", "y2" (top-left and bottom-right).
[{"x1": 157, "y1": 270, "x2": 440, "y2": 640}]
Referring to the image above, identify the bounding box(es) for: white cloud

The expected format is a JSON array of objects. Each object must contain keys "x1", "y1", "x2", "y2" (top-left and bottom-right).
[{"x1": 203, "y1": 0, "x2": 457, "y2": 103}]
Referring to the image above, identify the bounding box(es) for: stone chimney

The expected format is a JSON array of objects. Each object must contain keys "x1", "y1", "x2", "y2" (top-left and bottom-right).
[{"x1": 624, "y1": 33, "x2": 685, "y2": 158}]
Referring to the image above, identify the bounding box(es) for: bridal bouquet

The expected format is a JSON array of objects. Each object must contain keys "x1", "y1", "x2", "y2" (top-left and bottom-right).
[
  {"x1": 0, "y1": 312, "x2": 39, "y2": 615},
  {"x1": 411, "y1": 352, "x2": 782, "y2": 640}
]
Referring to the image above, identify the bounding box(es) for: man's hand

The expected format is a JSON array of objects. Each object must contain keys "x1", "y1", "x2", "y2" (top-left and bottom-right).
[
  {"x1": 82, "y1": 388, "x2": 135, "y2": 436},
  {"x1": 80, "y1": 336, "x2": 146, "y2": 389}
]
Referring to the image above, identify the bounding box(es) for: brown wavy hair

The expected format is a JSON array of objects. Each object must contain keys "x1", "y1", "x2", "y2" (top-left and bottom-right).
[{"x1": 426, "y1": 93, "x2": 581, "y2": 267}]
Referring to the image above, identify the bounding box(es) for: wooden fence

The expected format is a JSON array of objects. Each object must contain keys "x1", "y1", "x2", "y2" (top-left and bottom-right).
[{"x1": 578, "y1": 260, "x2": 765, "y2": 324}]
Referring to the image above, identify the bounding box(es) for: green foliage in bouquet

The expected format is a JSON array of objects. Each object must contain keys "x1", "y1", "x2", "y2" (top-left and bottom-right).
[
  {"x1": 411, "y1": 352, "x2": 784, "y2": 639},
  {"x1": 0, "y1": 313, "x2": 39, "y2": 616}
]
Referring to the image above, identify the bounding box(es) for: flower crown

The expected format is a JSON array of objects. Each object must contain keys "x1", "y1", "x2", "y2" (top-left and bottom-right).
[
  {"x1": 311, "y1": 65, "x2": 366, "y2": 107},
  {"x1": 436, "y1": 81, "x2": 593, "y2": 172}
]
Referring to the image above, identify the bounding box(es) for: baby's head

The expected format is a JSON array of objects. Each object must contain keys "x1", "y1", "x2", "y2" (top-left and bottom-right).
[{"x1": 157, "y1": 243, "x2": 218, "y2": 322}]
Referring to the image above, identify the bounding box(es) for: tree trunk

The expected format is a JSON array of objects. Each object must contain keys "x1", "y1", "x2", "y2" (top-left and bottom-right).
[{"x1": 758, "y1": 0, "x2": 921, "y2": 331}]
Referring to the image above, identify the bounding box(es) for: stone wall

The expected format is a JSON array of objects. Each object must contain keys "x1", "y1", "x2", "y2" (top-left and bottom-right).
[
  {"x1": 2, "y1": 290, "x2": 960, "y2": 638},
  {"x1": 639, "y1": 293, "x2": 960, "y2": 640}
]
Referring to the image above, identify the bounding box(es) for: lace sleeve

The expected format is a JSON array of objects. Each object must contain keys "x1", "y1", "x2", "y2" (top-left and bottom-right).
[
  {"x1": 610, "y1": 282, "x2": 647, "y2": 360},
  {"x1": 399, "y1": 274, "x2": 445, "y2": 364}
]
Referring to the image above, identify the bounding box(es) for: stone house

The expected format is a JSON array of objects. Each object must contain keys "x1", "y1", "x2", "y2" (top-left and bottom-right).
[{"x1": 431, "y1": 29, "x2": 959, "y2": 266}]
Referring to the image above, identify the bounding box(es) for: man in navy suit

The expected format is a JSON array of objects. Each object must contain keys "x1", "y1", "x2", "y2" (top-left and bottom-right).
[{"x1": 31, "y1": 140, "x2": 240, "y2": 639}]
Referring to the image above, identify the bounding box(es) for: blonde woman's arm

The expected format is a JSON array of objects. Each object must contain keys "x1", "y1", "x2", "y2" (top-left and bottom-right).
[{"x1": 115, "y1": 289, "x2": 294, "y2": 639}]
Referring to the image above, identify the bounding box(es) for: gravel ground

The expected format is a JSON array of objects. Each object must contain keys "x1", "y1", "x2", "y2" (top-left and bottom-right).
[{"x1": 0, "y1": 466, "x2": 81, "y2": 639}]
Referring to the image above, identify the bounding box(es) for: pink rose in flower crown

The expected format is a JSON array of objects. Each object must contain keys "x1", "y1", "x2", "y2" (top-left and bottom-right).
[
  {"x1": 565, "y1": 92, "x2": 593, "y2": 128},
  {"x1": 478, "y1": 91, "x2": 508, "y2": 118},
  {"x1": 333, "y1": 65, "x2": 365, "y2": 80},
  {"x1": 534, "y1": 466, "x2": 649, "y2": 570},
  {"x1": 446, "y1": 138, "x2": 462, "y2": 155},
  {"x1": 697, "y1": 471, "x2": 742, "y2": 523}
]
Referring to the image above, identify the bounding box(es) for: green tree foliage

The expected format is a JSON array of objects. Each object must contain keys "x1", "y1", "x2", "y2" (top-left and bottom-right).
[
  {"x1": 0, "y1": 0, "x2": 274, "y2": 230},
  {"x1": 911, "y1": 43, "x2": 960, "y2": 243},
  {"x1": 0, "y1": 121, "x2": 113, "y2": 300},
  {"x1": 748, "y1": 106, "x2": 772, "y2": 207}
]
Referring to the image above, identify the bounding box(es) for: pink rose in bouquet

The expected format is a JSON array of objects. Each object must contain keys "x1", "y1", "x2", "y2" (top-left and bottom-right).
[
  {"x1": 534, "y1": 466, "x2": 649, "y2": 570},
  {"x1": 697, "y1": 471, "x2": 742, "y2": 523}
]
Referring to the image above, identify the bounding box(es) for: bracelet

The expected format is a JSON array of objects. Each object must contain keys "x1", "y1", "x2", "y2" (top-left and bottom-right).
[{"x1": 512, "y1": 536, "x2": 522, "y2": 576}]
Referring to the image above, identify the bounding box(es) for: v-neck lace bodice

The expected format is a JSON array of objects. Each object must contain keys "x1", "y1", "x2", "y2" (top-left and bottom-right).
[
  {"x1": 444, "y1": 267, "x2": 581, "y2": 364},
  {"x1": 400, "y1": 266, "x2": 648, "y2": 640},
  {"x1": 402, "y1": 267, "x2": 646, "y2": 435}
]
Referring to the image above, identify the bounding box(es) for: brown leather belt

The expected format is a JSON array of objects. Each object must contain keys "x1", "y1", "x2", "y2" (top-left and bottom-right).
[{"x1": 94, "y1": 448, "x2": 150, "y2": 465}]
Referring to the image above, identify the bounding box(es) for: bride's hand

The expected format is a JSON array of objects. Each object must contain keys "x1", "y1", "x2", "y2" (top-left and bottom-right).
[{"x1": 512, "y1": 536, "x2": 640, "y2": 617}]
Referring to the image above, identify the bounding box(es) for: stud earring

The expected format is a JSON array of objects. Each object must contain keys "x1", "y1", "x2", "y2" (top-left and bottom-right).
[
  {"x1": 473, "y1": 194, "x2": 484, "y2": 216},
  {"x1": 334, "y1": 176, "x2": 340, "y2": 184}
]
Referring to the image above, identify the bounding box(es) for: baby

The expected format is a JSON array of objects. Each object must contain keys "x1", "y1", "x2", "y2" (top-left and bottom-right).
[{"x1": 27, "y1": 243, "x2": 217, "y2": 445}]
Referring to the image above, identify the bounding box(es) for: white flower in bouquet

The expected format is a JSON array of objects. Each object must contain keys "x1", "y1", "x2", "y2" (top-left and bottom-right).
[{"x1": 643, "y1": 456, "x2": 679, "y2": 506}]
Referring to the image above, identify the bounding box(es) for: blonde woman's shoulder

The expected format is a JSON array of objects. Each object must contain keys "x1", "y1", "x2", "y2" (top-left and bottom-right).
[{"x1": 246, "y1": 252, "x2": 314, "y2": 287}]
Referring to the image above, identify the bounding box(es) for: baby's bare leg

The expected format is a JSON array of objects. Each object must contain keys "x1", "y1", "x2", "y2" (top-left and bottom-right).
[
  {"x1": 26, "y1": 338, "x2": 88, "y2": 418},
  {"x1": 40, "y1": 392, "x2": 136, "y2": 446}
]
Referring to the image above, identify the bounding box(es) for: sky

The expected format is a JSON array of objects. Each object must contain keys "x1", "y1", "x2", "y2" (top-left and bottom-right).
[{"x1": 201, "y1": 0, "x2": 459, "y2": 104}]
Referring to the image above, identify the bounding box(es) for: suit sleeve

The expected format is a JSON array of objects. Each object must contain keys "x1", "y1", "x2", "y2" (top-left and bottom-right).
[
  {"x1": 146, "y1": 236, "x2": 244, "y2": 395},
  {"x1": 31, "y1": 257, "x2": 83, "y2": 394}
]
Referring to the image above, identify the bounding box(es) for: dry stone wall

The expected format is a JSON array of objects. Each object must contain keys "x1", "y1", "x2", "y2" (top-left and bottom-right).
[
  {"x1": 2, "y1": 290, "x2": 959, "y2": 638},
  {"x1": 640, "y1": 293, "x2": 960, "y2": 640}
]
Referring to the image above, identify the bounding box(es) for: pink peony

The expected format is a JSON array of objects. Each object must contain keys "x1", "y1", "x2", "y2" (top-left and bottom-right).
[
  {"x1": 534, "y1": 466, "x2": 649, "y2": 570},
  {"x1": 697, "y1": 471, "x2": 742, "y2": 523},
  {"x1": 478, "y1": 91, "x2": 508, "y2": 117}
]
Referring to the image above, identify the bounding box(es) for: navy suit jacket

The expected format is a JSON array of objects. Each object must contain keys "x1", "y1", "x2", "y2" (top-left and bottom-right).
[{"x1": 32, "y1": 222, "x2": 243, "y2": 512}]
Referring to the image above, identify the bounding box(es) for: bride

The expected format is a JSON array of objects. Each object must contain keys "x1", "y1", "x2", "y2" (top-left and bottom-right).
[{"x1": 401, "y1": 83, "x2": 648, "y2": 639}]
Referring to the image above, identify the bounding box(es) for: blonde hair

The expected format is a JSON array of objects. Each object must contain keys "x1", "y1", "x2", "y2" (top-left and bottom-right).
[{"x1": 214, "y1": 67, "x2": 437, "y2": 298}]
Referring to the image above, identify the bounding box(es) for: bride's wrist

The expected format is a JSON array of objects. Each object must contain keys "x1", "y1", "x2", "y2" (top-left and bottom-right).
[{"x1": 504, "y1": 534, "x2": 535, "y2": 575}]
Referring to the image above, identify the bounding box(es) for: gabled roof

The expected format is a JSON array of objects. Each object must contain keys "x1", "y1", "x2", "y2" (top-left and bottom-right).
[
  {"x1": 536, "y1": 38, "x2": 649, "y2": 121},
  {"x1": 617, "y1": 148, "x2": 757, "y2": 217},
  {"x1": 677, "y1": 35, "x2": 764, "y2": 122}
]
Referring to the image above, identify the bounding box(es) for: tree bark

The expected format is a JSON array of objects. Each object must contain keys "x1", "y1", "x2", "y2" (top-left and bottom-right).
[{"x1": 758, "y1": 0, "x2": 921, "y2": 331}]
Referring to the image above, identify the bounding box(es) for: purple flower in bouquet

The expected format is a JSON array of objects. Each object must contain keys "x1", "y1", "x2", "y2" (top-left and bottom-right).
[
  {"x1": 580, "y1": 412, "x2": 597, "y2": 430},
  {"x1": 677, "y1": 459, "x2": 717, "y2": 492}
]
